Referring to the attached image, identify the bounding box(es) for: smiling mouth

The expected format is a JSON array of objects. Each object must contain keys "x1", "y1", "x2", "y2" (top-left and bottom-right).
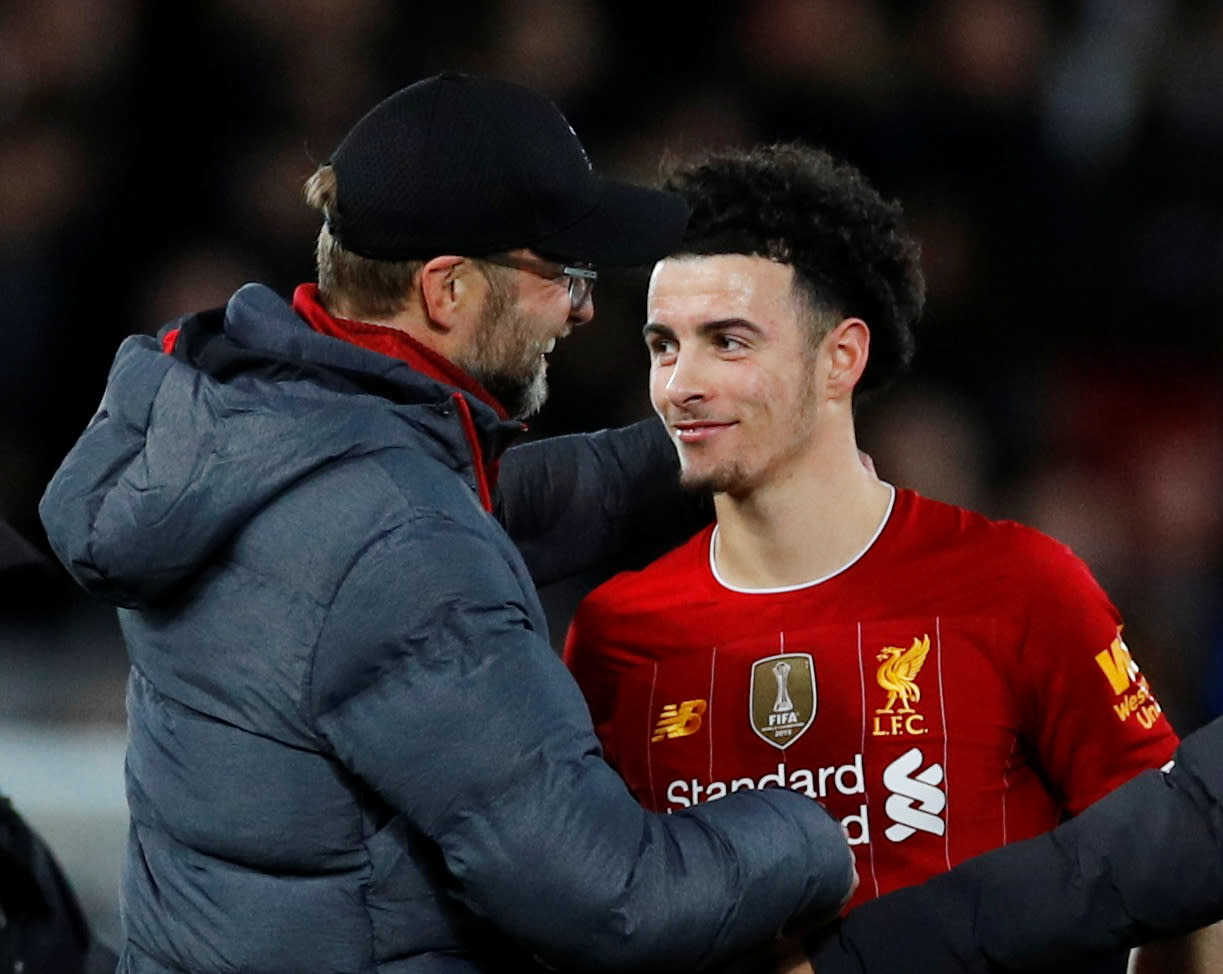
[
  {"x1": 673, "y1": 420, "x2": 736, "y2": 443},
  {"x1": 541, "y1": 333, "x2": 567, "y2": 357}
]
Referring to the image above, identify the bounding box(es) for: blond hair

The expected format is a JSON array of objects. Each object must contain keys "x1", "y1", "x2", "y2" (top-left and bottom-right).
[{"x1": 303, "y1": 164, "x2": 423, "y2": 320}]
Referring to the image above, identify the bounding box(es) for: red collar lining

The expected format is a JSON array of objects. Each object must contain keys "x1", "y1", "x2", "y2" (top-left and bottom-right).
[
  {"x1": 291, "y1": 283, "x2": 505, "y2": 511},
  {"x1": 291, "y1": 283, "x2": 508, "y2": 420}
]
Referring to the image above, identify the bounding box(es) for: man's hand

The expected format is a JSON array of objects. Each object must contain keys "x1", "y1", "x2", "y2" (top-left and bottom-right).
[
  {"x1": 784, "y1": 852, "x2": 859, "y2": 938},
  {"x1": 773, "y1": 859, "x2": 856, "y2": 974},
  {"x1": 1131, "y1": 919, "x2": 1223, "y2": 974},
  {"x1": 841, "y1": 861, "x2": 861, "y2": 909},
  {"x1": 775, "y1": 937, "x2": 816, "y2": 974}
]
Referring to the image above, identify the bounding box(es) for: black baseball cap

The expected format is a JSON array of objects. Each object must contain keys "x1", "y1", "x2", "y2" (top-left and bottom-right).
[{"x1": 324, "y1": 72, "x2": 689, "y2": 267}]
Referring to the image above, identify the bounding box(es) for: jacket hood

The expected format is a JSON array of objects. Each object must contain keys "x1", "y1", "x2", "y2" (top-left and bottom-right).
[{"x1": 40, "y1": 284, "x2": 520, "y2": 608}]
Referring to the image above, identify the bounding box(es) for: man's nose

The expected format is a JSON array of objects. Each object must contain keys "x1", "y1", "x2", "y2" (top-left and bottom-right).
[
  {"x1": 570, "y1": 295, "x2": 595, "y2": 327},
  {"x1": 664, "y1": 349, "x2": 707, "y2": 405}
]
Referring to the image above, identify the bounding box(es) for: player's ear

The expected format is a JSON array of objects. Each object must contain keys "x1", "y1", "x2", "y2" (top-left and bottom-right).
[{"x1": 824, "y1": 317, "x2": 869, "y2": 399}]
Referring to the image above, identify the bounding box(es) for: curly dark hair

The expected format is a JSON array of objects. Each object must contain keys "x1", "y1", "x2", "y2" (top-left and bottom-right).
[{"x1": 662, "y1": 143, "x2": 925, "y2": 399}]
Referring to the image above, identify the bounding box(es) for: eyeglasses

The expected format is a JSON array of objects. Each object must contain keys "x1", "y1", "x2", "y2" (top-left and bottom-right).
[{"x1": 479, "y1": 252, "x2": 598, "y2": 313}]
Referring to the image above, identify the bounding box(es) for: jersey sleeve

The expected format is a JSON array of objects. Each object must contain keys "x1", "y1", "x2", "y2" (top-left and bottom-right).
[
  {"x1": 1011, "y1": 528, "x2": 1178, "y2": 814},
  {"x1": 562, "y1": 588, "x2": 623, "y2": 766}
]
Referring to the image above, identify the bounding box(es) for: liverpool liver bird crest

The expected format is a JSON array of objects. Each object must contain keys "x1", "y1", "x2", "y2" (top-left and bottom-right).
[{"x1": 876, "y1": 634, "x2": 931, "y2": 713}]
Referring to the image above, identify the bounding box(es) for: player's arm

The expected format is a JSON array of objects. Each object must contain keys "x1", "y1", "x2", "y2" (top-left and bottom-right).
[
  {"x1": 495, "y1": 419, "x2": 709, "y2": 587},
  {"x1": 1011, "y1": 530, "x2": 1177, "y2": 811},
  {"x1": 1010, "y1": 532, "x2": 1204, "y2": 968},
  {"x1": 1017, "y1": 533, "x2": 1178, "y2": 807}
]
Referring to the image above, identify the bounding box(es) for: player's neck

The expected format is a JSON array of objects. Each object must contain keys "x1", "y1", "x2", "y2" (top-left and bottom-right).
[{"x1": 711, "y1": 439, "x2": 893, "y2": 590}]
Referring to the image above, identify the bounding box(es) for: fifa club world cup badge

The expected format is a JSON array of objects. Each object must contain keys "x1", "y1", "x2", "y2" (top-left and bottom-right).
[{"x1": 750, "y1": 653, "x2": 816, "y2": 749}]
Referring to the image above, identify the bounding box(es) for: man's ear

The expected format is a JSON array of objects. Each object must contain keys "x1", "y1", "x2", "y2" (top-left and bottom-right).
[
  {"x1": 824, "y1": 317, "x2": 870, "y2": 399},
  {"x1": 419, "y1": 255, "x2": 479, "y2": 334}
]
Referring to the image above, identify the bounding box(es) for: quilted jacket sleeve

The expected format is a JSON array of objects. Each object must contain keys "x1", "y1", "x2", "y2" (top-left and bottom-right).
[
  {"x1": 496, "y1": 420, "x2": 710, "y2": 588},
  {"x1": 309, "y1": 512, "x2": 854, "y2": 973},
  {"x1": 809, "y1": 716, "x2": 1223, "y2": 973}
]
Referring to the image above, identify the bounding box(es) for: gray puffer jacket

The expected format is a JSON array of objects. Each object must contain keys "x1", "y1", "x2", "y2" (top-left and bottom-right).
[{"x1": 40, "y1": 284, "x2": 853, "y2": 974}]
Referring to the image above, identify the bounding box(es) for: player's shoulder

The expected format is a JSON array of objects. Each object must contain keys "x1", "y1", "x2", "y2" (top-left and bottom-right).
[
  {"x1": 576, "y1": 524, "x2": 714, "y2": 621},
  {"x1": 903, "y1": 489, "x2": 1080, "y2": 566}
]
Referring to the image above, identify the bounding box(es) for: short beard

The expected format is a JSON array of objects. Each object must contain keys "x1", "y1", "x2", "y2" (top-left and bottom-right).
[
  {"x1": 678, "y1": 460, "x2": 752, "y2": 498},
  {"x1": 670, "y1": 349, "x2": 822, "y2": 500},
  {"x1": 462, "y1": 272, "x2": 549, "y2": 420},
  {"x1": 481, "y1": 359, "x2": 547, "y2": 420}
]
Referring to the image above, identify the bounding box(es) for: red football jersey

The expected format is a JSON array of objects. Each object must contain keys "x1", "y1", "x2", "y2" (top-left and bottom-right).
[{"x1": 564, "y1": 488, "x2": 1178, "y2": 909}]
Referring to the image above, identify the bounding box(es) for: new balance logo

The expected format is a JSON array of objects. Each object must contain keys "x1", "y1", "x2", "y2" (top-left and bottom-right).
[
  {"x1": 882, "y1": 747, "x2": 946, "y2": 841},
  {"x1": 652, "y1": 700, "x2": 707, "y2": 742}
]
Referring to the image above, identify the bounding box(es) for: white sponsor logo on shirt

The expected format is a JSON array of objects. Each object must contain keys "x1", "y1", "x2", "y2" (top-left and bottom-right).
[{"x1": 882, "y1": 747, "x2": 946, "y2": 841}]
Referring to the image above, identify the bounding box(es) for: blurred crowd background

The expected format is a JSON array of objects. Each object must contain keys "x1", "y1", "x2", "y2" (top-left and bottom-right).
[{"x1": 4, "y1": 0, "x2": 1223, "y2": 944}]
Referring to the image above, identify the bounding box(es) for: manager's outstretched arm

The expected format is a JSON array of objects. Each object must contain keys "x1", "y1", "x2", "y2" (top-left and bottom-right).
[{"x1": 496, "y1": 420, "x2": 709, "y2": 587}]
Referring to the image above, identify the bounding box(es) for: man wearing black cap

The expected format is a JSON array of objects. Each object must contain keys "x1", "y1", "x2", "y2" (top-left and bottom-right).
[{"x1": 38, "y1": 74, "x2": 855, "y2": 974}]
